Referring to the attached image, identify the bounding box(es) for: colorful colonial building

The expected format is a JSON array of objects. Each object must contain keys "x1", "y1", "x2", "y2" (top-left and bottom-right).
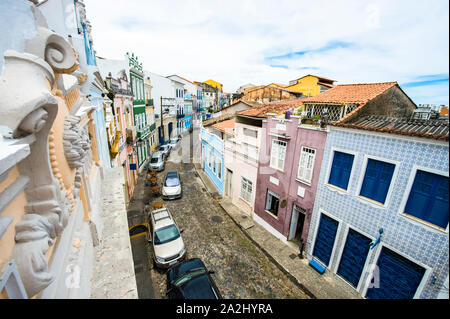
[
  {"x1": 307, "y1": 113, "x2": 448, "y2": 299},
  {"x1": 0, "y1": 0, "x2": 136, "y2": 299}
]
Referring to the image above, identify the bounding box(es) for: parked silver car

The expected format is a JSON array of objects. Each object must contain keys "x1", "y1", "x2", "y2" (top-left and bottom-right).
[
  {"x1": 157, "y1": 144, "x2": 171, "y2": 159},
  {"x1": 168, "y1": 137, "x2": 180, "y2": 150},
  {"x1": 148, "y1": 151, "x2": 165, "y2": 172},
  {"x1": 148, "y1": 207, "x2": 186, "y2": 269},
  {"x1": 162, "y1": 171, "x2": 182, "y2": 200}
]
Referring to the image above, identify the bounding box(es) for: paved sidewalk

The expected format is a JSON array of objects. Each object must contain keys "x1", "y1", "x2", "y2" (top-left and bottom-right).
[
  {"x1": 194, "y1": 163, "x2": 362, "y2": 299},
  {"x1": 91, "y1": 168, "x2": 138, "y2": 299}
]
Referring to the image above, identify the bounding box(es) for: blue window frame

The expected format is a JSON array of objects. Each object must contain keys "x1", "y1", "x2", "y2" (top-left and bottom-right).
[
  {"x1": 359, "y1": 158, "x2": 395, "y2": 204},
  {"x1": 328, "y1": 151, "x2": 355, "y2": 190},
  {"x1": 404, "y1": 170, "x2": 449, "y2": 229}
]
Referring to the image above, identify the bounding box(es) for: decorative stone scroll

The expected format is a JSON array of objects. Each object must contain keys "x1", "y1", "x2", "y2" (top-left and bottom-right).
[
  {"x1": 0, "y1": 4, "x2": 82, "y2": 297},
  {"x1": 63, "y1": 115, "x2": 91, "y2": 169}
]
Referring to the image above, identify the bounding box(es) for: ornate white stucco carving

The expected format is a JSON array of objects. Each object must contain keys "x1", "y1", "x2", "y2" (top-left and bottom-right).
[
  {"x1": 63, "y1": 114, "x2": 91, "y2": 169},
  {"x1": 0, "y1": 5, "x2": 82, "y2": 297}
]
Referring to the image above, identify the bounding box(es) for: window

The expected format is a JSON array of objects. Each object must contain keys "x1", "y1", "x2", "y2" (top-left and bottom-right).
[
  {"x1": 359, "y1": 158, "x2": 395, "y2": 204},
  {"x1": 270, "y1": 139, "x2": 287, "y2": 171},
  {"x1": 217, "y1": 159, "x2": 222, "y2": 180},
  {"x1": 243, "y1": 128, "x2": 257, "y2": 138},
  {"x1": 208, "y1": 149, "x2": 212, "y2": 168},
  {"x1": 212, "y1": 153, "x2": 216, "y2": 173},
  {"x1": 328, "y1": 151, "x2": 355, "y2": 190},
  {"x1": 240, "y1": 177, "x2": 253, "y2": 203},
  {"x1": 404, "y1": 170, "x2": 449, "y2": 229},
  {"x1": 297, "y1": 147, "x2": 316, "y2": 184},
  {"x1": 265, "y1": 190, "x2": 280, "y2": 217}
]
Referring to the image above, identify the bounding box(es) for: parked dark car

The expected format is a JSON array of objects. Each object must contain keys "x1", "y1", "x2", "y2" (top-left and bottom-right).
[{"x1": 166, "y1": 258, "x2": 222, "y2": 299}]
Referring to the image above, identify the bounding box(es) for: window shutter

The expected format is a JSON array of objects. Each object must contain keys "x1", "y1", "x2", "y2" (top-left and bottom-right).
[
  {"x1": 270, "y1": 140, "x2": 278, "y2": 168},
  {"x1": 329, "y1": 151, "x2": 354, "y2": 190},
  {"x1": 298, "y1": 151, "x2": 307, "y2": 180},
  {"x1": 305, "y1": 152, "x2": 315, "y2": 182},
  {"x1": 405, "y1": 170, "x2": 449, "y2": 228}
]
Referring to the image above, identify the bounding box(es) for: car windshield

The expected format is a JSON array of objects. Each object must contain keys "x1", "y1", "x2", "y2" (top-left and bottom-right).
[
  {"x1": 150, "y1": 156, "x2": 160, "y2": 163},
  {"x1": 165, "y1": 175, "x2": 179, "y2": 187},
  {"x1": 154, "y1": 225, "x2": 180, "y2": 245},
  {"x1": 173, "y1": 269, "x2": 206, "y2": 287}
]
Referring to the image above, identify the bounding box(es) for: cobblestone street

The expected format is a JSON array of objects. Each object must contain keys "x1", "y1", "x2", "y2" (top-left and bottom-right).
[{"x1": 140, "y1": 135, "x2": 310, "y2": 299}]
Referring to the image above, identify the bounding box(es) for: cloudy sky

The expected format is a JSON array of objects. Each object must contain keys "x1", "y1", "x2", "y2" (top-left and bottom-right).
[{"x1": 85, "y1": 0, "x2": 449, "y2": 105}]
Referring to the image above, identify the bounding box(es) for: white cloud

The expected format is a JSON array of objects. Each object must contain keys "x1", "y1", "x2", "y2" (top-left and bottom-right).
[{"x1": 84, "y1": 0, "x2": 449, "y2": 104}]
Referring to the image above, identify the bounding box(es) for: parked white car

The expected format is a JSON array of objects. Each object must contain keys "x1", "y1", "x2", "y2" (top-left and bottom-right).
[
  {"x1": 148, "y1": 207, "x2": 186, "y2": 269},
  {"x1": 162, "y1": 171, "x2": 182, "y2": 200},
  {"x1": 168, "y1": 137, "x2": 180, "y2": 149},
  {"x1": 148, "y1": 151, "x2": 165, "y2": 172},
  {"x1": 157, "y1": 144, "x2": 171, "y2": 159}
]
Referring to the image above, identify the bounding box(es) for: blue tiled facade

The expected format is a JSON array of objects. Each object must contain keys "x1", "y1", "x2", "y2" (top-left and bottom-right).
[
  {"x1": 200, "y1": 128, "x2": 224, "y2": 195},
  {"x1": 307, "y1": 126, "x2": 449, "y2": 299}
]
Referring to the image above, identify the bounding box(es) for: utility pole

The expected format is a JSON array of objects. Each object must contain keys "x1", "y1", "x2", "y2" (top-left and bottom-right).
[{"x1": 160, "y1": 96, "x2": 164, "y2": 142}]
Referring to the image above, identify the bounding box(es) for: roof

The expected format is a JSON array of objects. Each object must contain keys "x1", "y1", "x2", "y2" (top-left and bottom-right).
[
  {"x1": 220, "y1": 99, "x2": 262, "y2": 111},
  {"x1": 237, "y1": 98, "x2": 308, "y2": 118},
  {"x1": 302, "y1": 82, "x2": 398, "y2": 105},
  {"x1": 293, "y1": 74, "x2": 337, "y2": 83},
  {"x1": 440, "y1": 106, "x2": 449, "y2": 117},
  {"x1": 212, "y1": 119, "x2": 235, "y2": 134},
  {"x1": 166, "y1": 74, "x2": 194, "y2": 84},
  {"x1": 331, "y1": 115, "x2": 449, "y2": 141},
  {"x1": 245, "y1": 84, "x2": 303, "y2": 95},
  {"x1": 317, "y1": 81, "x2": 335, "y2": 88}
]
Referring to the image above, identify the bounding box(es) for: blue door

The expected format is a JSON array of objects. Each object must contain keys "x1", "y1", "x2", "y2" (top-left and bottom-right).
[
  {"x1": 312, "y1": 214, "x2": 339, "y2": 266},
  {"x1": 366, "y1": 247, "x2": 425, "y2": 299},
  {"x1": 168, "y1": 122, "x2": 173, "y2": 139},
  {"x1": 337, "y1": 229, "x2": 371, "y2": 288}
]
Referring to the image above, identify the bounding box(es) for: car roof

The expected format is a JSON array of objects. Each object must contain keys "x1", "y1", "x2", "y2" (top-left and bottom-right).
[
  {"x1": 152, "y1": 151, "x2": 163, "y2": 157},
  {"x1": 151, "y1": 208, "x2": 175, "y2": 229}
]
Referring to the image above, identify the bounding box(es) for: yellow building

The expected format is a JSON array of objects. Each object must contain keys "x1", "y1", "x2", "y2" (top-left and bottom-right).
[
  {"x1": 204, "y1": 79, "x2": 223, "y2": 92},
  {"x1": 285, "y1": 74, "x2": 336, "y2": 97}
]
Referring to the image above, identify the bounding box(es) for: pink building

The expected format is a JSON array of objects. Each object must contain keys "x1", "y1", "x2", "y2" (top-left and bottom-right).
[
  {"x1": 253, "y1": 113, "x2": 327, "y2": 250},
  {"x1": 105, "y1": 70, "x2": 138, "y2": 206}
]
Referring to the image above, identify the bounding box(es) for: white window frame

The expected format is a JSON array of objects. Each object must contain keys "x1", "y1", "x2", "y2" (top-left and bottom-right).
[
  {"x1": 324, "y1": 147, "x2": 358, "y2": 195},
  {"x1": 264, "y1": 189, "x2": 280, "y2": 218},
  {"x1": 217, "y1": 157, "x2": 222, "y2": 180},
  {"x1": 240, "y1": 176, "x2": 253, "y2": 204},
  {"x1": 355, "y1": 154, "x2": 400, "y2": 209},
  {"x1": 297, "y1": 146, "x2": 316, "y2": 185},
  {"x1": 397, "y1": 164, "x2": 449, "y2": 233},
  {"x1": 208, "y1": 149, "x2": 212, "y2": 169},
  {"x1": 270, "y1": 139, "x2": 287, "y2": 172}
]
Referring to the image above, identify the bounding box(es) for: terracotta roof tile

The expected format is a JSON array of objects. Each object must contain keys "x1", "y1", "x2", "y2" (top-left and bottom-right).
[
  {"x1": 212, "y1": 119, "x2": 235, "y2": 134},
  {"x1": 237, "y1": 98, "x2": 308, "y2": 118},
  {"x1": 303, "y1": 82, "x2": 397, "y2": 106},
  {"x1": 332, "y1": 115, "x2": 449, "y2": 141}
]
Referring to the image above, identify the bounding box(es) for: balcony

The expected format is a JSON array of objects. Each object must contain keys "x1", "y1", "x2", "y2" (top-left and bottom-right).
[
  {"x1": 150, "y1": 123, "x2": 156, "y2": 132},
  {"x1": 176, "y1": 113, "x2": 185, "y2": 119},
  {"x1": 146, "y1": 98, "x2": 154, "y2": 106},
  {"x1": 137, "y1": 125, "x2": 151, "y2": 139}
]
